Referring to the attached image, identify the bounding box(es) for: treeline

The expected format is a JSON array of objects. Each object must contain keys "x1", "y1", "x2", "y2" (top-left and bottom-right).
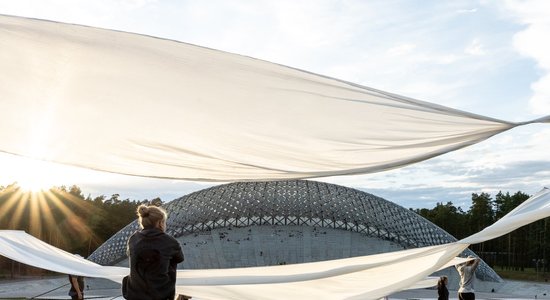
[
  {"x1": 413, "y1": 191, "x2": 549, "y2": 272},
  {"x1": 1, "y1": 184, "x2": 548, "y2": 276},
  {"x1": 0, "y1": 183, "x2": 162, "y2": 277}
]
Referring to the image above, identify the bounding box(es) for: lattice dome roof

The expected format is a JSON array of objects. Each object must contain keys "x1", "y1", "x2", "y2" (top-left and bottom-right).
[{"x1": 89, "y1": 180, "x2": 501, "y2": 282}]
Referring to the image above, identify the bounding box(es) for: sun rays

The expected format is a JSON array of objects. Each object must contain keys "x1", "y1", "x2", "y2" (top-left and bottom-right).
[{"x1": 0, "y1": 185, "x2": 102, "y2": 253}]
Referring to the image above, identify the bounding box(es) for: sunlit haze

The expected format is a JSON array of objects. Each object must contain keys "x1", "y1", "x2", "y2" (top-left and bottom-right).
[{"x1": 4, "y1": 156, "x2": 80, "y2": 193}]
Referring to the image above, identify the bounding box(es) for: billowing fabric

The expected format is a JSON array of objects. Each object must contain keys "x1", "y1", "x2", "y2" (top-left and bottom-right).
[
  {"x1": 1, "y1": 14, "x2": 548, "y2": 182},
  {"x1": 0, "y1": 230, "x2": 128, "y2": 281},
  {"x1": 0, "y1": 188, "x2": 548, "y2": 300},
  {"x1": 176, "y1": 243, "x2": 469, "y2": 300}
]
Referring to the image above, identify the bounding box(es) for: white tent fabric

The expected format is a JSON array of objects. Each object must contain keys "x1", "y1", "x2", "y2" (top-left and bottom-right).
[
  {"x1": 1, "y1": 187, "x2": 549, "y2": 299},
  {"x1": 176, "y1": 244, "x2": 468, "y2": 300},
  {"x1": 1, "y1": 14, "x2": 548, "y2": 182},
  {"x1": 0, "y1": 230, "x2": 127, "y2": 282}
]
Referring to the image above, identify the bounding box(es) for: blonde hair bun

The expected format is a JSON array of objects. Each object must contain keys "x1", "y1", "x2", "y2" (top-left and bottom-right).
[
  {"x1": 136, "y1": 204, "x2": 167, "y2": 229},
  {"x1": 137, "y1": 205, "x2": 150, "y2": 218}
]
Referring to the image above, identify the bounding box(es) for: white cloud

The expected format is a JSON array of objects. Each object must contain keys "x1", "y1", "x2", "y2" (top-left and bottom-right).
[
  {"x1": 386, "y1": 43, "x2": 416, "y2": 56},
  {"x1": 432, "y1": 54, "x2": 461, "y2": 65},
  {"x1": 505, "y1": 0, "x2": 550, "y2": 114},
  {"x1": 113, "y1": 0, "x2": 158, "y2": 9},
  {"x1": 464, "y1": 38, "x2": 486, "y2": 56},
  {"x1": 396, "y1": 80, "x2": 465, "y2": 102},
  {"x1": 529, "y1": 74, "x2": 550, "y2": 113},
  {"x1": 457, "y1": 8, "x2": 478, "y2": 14}
]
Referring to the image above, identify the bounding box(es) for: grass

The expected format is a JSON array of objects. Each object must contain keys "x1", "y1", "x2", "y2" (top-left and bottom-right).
[{"x1": 493, "y1": 266, "x2": 550, "y2": 283}]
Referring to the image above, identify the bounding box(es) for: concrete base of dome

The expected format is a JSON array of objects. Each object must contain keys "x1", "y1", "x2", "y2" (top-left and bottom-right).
[
  {"x1": 177, "y1": 225, "x2": 405, "y2": 269},
  {"x1": 116, "y1": 225, "x2": 404, "y2": 269}
]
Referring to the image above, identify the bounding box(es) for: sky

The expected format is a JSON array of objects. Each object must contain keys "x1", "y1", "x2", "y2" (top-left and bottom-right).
[{"x1": 1, "y1": 0, "x2": 549, "y2": 209}]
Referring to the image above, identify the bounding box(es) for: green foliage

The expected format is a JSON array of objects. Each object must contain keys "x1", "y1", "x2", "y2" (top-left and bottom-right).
[
  {"x1": 0, "y1": 183, "x2": 159, "y2": 277},
  {"x1": 415, "y1": 202, "x2": 469, "y2": 239},
  {"x1": 414, "y1": 190, "x2": 550, "y2": 274},
  {"x1": 493, "y1": 266, "x2": 550, "y2": 282},
  {"x1": 469, "y1": 192, "x2": 494, "y2": 232}
]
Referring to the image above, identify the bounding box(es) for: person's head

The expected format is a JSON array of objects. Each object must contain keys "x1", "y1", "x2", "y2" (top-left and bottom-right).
[
  {"x1": 137, "y1": 204, "x2": 167, "y2": 231},
  {"x1": 438, "y1": 276, "x2": 448, "y2": 287}
]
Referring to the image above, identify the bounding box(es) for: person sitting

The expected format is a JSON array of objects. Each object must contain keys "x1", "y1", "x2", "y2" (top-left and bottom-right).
[{"x1": 123, "y1": 204, "x2": 184, "y2": 300}]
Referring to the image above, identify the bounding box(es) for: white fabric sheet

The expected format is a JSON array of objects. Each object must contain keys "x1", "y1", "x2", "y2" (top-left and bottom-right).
[
  {"x1": 1, "y1": 188, "x2": 549, "y2": 299},
  {"x1": 0, "y1": 230, "x2": 128, "y2": 282},
  {"x1": 1, "y1": 14, "x2": 548, "y2": 182}
]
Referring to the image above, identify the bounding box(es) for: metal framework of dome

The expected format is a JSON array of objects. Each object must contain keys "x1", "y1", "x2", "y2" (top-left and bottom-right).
[{"x1": 89, "y1": 180, "x2": 501, "y2": 282}]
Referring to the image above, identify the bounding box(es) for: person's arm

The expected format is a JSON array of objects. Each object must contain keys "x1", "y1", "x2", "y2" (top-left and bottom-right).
[
  {"x1": 169, "y1": 237, "x2": 184, "y2": 264},
  {"x1": 456, "y1": 263, "x2": 464, "y2": 273},
  {"x1": 173, "y1": 243, "x2": 184, "y2": 264},
  {"x1": 70, "y1": 276, "x2": 83, "y2": 300},
  {"x1": 472, "y1": 258, "x2": 481, "y2": 270}
]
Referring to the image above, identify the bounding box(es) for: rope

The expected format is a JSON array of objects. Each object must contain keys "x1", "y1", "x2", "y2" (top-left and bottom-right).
[
  {"x1": 30, "y1": 282, "x2": 70, "y2": 299},
  {"x1": 30, "y1": 282, "x2": 121, "y2": 300}
]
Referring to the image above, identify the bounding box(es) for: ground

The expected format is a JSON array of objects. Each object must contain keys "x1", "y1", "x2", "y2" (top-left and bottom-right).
[{"x1": 0, "y1": 276, "x2": 549, "y2": 300}]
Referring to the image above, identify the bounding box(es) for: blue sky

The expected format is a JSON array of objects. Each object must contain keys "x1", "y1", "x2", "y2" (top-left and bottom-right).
[{"x1": 1, "y1": 0, "x2": 549, "y2": 209}]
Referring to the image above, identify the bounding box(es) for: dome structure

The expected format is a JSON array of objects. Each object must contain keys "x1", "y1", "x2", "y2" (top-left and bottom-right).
[{"x1": 89, "y1": 180, "x2": 501, "y2": 282}]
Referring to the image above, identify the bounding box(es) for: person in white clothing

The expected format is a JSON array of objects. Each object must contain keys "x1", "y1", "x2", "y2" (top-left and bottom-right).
[{"x1": 456, "y1": 255, "x2": 480, "y2": 300}]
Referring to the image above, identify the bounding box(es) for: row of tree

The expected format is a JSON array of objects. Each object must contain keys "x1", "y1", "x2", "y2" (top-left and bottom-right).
[
  {"x1": 0, "y1": 183, "x2": 161, "y2": 276},
  {"x1": 0, "y1": 184, "x2": 548, "y2": 276},
  {"x1": 414, "y1": 191, "x2": 549, "y2": 272}
]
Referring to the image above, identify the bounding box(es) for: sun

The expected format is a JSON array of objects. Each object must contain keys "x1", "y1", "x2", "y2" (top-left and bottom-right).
[
  {"x1": 0, "y1": 155, "x2": 102, "y2": 249},
  {"x1": 13, "y1": 158, "x2": 61, "y2": 192},
  {"x1": 1, "y1": 155, "x2": 75, "y2": 193},
  {"x1": 1, "y1": 153, "x2": 109, "y2": 193},
  {"x1": 16, "y1": 177, "x2": 49, "y2": 193}
]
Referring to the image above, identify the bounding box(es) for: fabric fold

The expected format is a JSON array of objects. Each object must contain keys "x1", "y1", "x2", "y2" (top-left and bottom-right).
[{"x1": 0, "y1": 14, "x2": 546, "y2": 182}]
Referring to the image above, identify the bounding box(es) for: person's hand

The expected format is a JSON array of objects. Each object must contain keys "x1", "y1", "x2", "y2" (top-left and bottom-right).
[{"x1": 77, "y1": 291, "x2": 83, "y2": 300}]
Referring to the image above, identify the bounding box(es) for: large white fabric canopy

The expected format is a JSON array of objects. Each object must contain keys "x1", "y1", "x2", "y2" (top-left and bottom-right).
[
  {"x1": 1, "y1": 187, "x2": 549, "y2": 300},
  {"x1": 1, "y1": 14, "x2": 548, "y2": 182}
]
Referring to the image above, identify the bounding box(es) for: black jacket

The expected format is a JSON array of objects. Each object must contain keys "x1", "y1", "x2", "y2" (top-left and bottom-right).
[
  {"x1": 438, "y1": 284, "x2": 449, "y2": 300},
  {"x1": 124, "y1": 228, "x2": 184, "y2": 300}
]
